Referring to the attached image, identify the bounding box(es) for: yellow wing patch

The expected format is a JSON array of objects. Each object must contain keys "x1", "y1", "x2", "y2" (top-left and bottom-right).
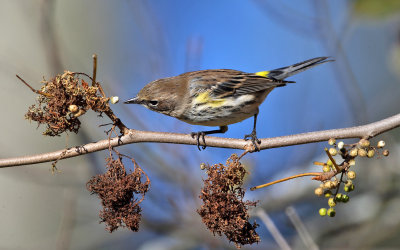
[
  {"x1": 195, "y1": 92, "x2": 226, "y2": 107},
  {"x1": 255, "y1": 71, "x2": 270, "y2": 77}
]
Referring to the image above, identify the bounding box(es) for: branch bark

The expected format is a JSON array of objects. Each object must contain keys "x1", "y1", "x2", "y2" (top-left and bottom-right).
[{"x1": 1, "y1": 113, "x2": 399, "y2": 168}]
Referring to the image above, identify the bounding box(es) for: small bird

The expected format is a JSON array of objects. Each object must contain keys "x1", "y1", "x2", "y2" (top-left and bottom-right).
[{"x1": 125, "y1": 57, "x2": 332, "y2": 151}]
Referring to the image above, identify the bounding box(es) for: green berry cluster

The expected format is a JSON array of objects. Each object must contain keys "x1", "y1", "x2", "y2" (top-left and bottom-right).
[{"x1": 317, "y1": 138, "x2": 388, "y2": 217}]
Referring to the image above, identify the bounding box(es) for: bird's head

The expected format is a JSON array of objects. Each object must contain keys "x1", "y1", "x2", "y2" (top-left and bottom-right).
[{"x1": 124, "y1": 77, "x2": 182, "y2": 116}]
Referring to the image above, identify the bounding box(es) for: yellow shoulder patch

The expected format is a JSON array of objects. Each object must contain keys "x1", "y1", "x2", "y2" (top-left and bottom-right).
[
  {"x1": 195, "y1": 92, "x2": 210, "y2": 103},
  {"x1": 255, "y1": 71, "x2": 270, "y2": 77},
  {"x1": 195, "y1": 92, "x2": 226, "y2": 107}
]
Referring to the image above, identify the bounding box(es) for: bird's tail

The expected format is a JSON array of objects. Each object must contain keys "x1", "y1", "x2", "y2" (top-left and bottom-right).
[{"x1": 259, "y1": 57, "x2": 333, "y2": 80}]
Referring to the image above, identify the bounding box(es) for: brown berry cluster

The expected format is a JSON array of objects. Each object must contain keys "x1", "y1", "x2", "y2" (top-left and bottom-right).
[
  {"x1": 198, "y1": 154, "x2": 259, "y2": 248},
  {"x1": 315, "y1": 138, "x2": 389, "y2": 217},
  {"x1": 87, "y1": 151, "x2": 150, "y2": 232},
  {"x1": 25, "y1": 71, "x2": 114, "y2": 136}
]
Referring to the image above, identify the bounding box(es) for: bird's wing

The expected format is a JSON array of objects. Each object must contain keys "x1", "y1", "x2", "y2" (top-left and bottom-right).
[{"x1": 185, "y1": 69, "x2": 292, "y2": 98}]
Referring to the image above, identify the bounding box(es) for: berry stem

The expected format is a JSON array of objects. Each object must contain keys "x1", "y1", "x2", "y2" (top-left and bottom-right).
[
  {"x1": 250, "y1": 172, "x2": 321, "y2": 190},
  {"x1": 16, "y1": 75, "x2": 53, "y2": 98},
  {"x1": 324, "y1": 147, "x2": 340, "y2": 172},
  {"x1": 91, "y1": 54, "x2": 106, "y2": 97},
  {"x1": 313, "y1": 161, "x2": 326, "y2": 166}
]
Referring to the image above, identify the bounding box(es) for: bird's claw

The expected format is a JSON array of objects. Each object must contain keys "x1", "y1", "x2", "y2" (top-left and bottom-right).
[
  {"x1": 191, "y1": 132, "x2": 207, "y2": 151},
  {"x1": 244, "y1": 130, "x2": 261, "y2": 152}
]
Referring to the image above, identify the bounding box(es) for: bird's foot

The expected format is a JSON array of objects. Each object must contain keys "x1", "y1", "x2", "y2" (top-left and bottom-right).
[
  {"x1": 191, "y1": 131, "x2": 206, "y2": 151},
  {"x1": 244, "y1": 130, "x2": 261, "y2": 152}
]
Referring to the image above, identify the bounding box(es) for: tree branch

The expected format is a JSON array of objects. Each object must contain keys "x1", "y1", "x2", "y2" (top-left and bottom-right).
[{"x1": 1, "y1": 113, "x2": 399, "y2": 168}]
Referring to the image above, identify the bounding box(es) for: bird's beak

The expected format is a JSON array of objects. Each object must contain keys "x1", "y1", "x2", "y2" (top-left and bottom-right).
[{"x1": 124, "y1": 96, "x2": 141, "y2": 104}]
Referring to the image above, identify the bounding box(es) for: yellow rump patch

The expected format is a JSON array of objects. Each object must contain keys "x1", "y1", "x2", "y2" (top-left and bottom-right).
[
  {"x1": 195, "y1": 92, "x2": 226, "y2": 107},
  {"x1": 255, "y1": 71, "x2": 270, "y2": 77}
]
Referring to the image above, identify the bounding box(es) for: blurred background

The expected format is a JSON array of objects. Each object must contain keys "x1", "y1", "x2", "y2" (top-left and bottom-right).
[{"x1": 1, "y1": 0, "x2": 400, "y2": 249}]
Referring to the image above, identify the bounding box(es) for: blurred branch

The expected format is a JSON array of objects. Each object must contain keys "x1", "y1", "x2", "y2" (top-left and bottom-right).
[
  {"x1": 252, "y1": 0, "x2": 317, "y2": 37},
  {"x1": 56, "y1": 189, "x2": 77, "y2": 250},
  {"x1": 254, "y1": 0, "x2": 368, "y2": 123},
  {"x1": 0, "y1": 113, "x2": 399, "y2": 167},
  {"x1": 256, "y1": 209, "x2": 292, "y2": 250},
  {"x1": 285, "y1": 206, "x2": 319, "y2": 250},
  {"x1": 313, "y1": 0, "x2": 368, "y2": 124}
]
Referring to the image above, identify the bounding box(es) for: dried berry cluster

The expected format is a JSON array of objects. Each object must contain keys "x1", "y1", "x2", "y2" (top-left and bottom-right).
[
  {"x1": 314, "y1": 138, "x2": 389, "y2": 217},
  {"x1": 25, "y1": 71, "x2": 110, "y2": 136},
  {"x1": 198, "y1": 154, "x2": 259, "y2": 248},
  {"x1": 86, "y1": 152, "x2": 150, "y2": 232}
]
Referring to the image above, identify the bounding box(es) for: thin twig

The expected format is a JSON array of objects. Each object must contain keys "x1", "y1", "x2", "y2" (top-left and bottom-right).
[
  {"x1": 92, "y1": 54, "x2": 97, "y2": 87},
  {"x1": 16, "y1": 75, "x2": 53, "y2": 98},
  {"x1": 91, "y1": 54, "x2": 106, "y2": 97},
  {"x1": 0, "y1": 113, "x2": 399, "y2": 167},
  {"x1": 103, "y1": 108, "x2": 129, "y2": 135},
  {"x1": 312, "y1": 161, "x2": 349, "y2": 182},
  {"x1": 324, "y1": 148, "x2": 340, "y2": 172},
  {"x1": 334, "y1": 172, "x2": 345, "y2": 197},
  {"x1": 250, "y1": 172, "x2": 321, "y2": 190}
]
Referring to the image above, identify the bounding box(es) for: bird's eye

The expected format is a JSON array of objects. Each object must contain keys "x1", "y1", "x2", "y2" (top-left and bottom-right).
[{"x1": 148, "y1": 100, "x2": 158, "y2": 107}]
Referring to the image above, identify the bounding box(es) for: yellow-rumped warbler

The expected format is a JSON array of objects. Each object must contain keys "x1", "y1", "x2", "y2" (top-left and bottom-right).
[{"x1": 125, "y1": 57, "x2": 332, "y2": 150}]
